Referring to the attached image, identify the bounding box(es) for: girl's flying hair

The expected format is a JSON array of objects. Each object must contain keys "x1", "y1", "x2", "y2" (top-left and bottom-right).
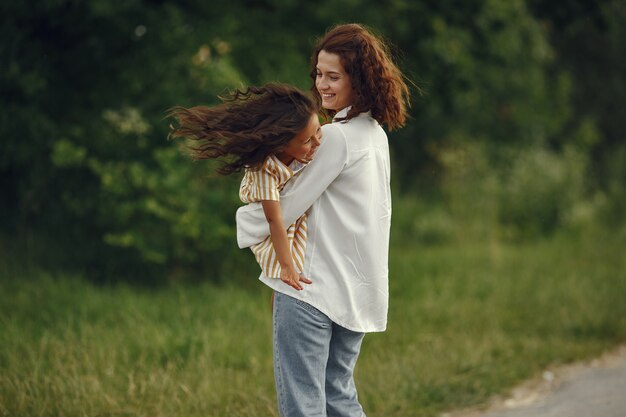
[{"x1": 168, "y1": 83, "x2": 318, "y2": 174}]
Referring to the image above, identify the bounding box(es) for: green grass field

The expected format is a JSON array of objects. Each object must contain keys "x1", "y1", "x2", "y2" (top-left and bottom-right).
[{"x1": 1, "y1": 227, "x2": 625, "y2": 416}]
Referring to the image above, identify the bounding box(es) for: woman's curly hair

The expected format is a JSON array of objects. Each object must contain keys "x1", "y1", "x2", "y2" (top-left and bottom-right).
[
  {"x1": 310, "y1": 23, "x2": 410, "y2": 131},
  {"x1": 168, "y1": 83, "x2": 318, "y2": 175}
]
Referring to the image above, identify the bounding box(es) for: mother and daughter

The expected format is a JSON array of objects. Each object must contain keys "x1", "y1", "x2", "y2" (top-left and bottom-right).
[{"x1": 170, "y1": 23, "x2": 410, "y2": 417}]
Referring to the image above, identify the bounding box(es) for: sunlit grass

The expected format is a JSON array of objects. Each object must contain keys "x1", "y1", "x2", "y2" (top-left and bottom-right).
[
  {"x1": 361, "y1": 229, "x2": 626, "y2": 416},
  {"x1": 1, "y1": 228, "x2": 624, "y2": 416},
  {"x1": 0, "y1": 273, "x2": 276, "y2": 417}
]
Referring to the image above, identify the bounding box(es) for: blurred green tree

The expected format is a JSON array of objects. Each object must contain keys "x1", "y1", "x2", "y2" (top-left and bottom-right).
[
  {"x1": 526, "y1": 0, "x2": 626, "y2": 221},
  {"x1": 0, "y1": 1, "x2": 249, "y2": 282},
  {"x1": 2, "y1": 0, "x2": 620, "y2": 283}
]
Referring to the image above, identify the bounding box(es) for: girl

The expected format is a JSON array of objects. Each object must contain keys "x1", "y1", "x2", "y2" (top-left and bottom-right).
[
  {"x1": 169, "y1": 83, "x2": 321, "y2": 290},
  {"x1": 236, "y1": 24, "x2": 410, "y2": 416}
]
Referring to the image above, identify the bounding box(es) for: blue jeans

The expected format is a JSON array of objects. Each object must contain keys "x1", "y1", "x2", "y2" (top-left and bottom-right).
[{"x1": 272, "y1": 291, "x2": 366, "y2": 417}]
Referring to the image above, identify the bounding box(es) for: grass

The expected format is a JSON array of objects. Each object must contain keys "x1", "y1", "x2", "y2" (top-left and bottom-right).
[{"x1": 1, "y1": 227, "x2": 625, "y2": 416}]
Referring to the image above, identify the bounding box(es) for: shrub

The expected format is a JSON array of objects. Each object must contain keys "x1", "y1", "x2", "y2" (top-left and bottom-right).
[{"x1": 497, "y1": 146, "x2": 587, "y2": 238}]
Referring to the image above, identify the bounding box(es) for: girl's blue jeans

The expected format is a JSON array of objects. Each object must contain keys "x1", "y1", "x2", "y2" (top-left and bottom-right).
[{"x1": 272, "y1": 291, "x2": 366, "y2": 417}]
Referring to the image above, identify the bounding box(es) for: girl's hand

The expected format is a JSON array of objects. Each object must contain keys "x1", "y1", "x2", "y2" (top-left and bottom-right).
[{"x1": 280, "y1": 265, "x2": 312, "y2": 291}]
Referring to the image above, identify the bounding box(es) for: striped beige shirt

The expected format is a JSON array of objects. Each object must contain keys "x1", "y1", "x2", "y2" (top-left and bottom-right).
[{"x1": 239, "y1": 155, "x2": 307, "y2": 278}]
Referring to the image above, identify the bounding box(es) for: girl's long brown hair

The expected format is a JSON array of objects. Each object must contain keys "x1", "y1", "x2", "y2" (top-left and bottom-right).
[
  {"x1": 168, "y1": 83, "x2": 318, "y2": 174},
  {"x1": 310, "y1": 23, "x2": 410, "y2": 131}
]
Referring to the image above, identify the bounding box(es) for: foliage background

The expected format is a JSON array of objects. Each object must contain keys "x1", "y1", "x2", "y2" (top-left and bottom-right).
[{"x1": 1, "y1": 0, "x2": 625, "y2": 280}]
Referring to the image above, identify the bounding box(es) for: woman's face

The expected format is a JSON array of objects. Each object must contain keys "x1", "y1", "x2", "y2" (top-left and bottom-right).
[{"x1": 315, "y1": 50, "x2": 354, "y2": 111}]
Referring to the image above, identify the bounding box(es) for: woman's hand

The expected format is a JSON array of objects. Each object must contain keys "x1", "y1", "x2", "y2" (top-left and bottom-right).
[{"x1": 280, "y1": 264, "x2": 312, "y2": 291}]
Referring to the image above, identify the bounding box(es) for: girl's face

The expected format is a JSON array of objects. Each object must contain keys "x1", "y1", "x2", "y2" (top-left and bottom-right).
[
  {"x1": 279, "y1": 113, "x2": 322, "y2": 163},
  {"x1": 315, "y1": 50, "x2": 354, "y2": 111}
]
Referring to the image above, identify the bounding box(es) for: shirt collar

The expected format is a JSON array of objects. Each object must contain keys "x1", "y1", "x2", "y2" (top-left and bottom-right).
[
  {"x1": 333, "y1": 106, "x2": 351, "y2": 121},
  {"x1": 333, "y1": 106, "x2": 375, "y2": 122},
  {"x1": 268, "y1": 154, "x2": 294, "y2": 175}
]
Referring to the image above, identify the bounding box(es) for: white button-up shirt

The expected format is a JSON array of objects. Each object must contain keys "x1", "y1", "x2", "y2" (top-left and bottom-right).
[{"x1": 236, "y1": 108, "x2": 392, "y2": 332}]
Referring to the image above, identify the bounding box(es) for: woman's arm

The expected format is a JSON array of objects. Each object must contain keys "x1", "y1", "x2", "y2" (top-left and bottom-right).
[
  {"x1": 237, "y1": 124, "x2": 348, "y2": 248},
  {"x1": 261, "y1": 200, "x2": 311, "y2": 290}
]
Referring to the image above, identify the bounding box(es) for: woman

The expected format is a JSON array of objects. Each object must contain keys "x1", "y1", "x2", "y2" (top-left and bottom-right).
[{"x1": 237, "y1": 23, "x2": 410, "y2": 416}]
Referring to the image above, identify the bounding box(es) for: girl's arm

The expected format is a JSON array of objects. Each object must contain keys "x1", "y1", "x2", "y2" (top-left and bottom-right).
[
  {"x1": 237, "y1": 124, "x2": 348, "y2": 248},
  {"x1": 261, "y1": 200, "x2": 312, "y2": 290}
]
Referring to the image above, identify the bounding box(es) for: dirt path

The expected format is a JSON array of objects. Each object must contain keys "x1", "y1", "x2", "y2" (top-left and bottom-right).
[{"x1": 442, "y1": 345, "x2": 626, "y2": 417}]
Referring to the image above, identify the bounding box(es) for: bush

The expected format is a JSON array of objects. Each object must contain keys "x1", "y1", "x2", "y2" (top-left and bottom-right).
[
  {"x1": 427, "y1": 140, "x2": 591, "y2": 241},
  {"x1": 601, "y1": 144, "x2": 626, "y2": 227},
  {"x1": 496, "y1": 146, "x2": 587, "y2": 238}
]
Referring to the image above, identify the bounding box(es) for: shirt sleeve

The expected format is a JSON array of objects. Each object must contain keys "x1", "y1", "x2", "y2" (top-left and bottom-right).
[
  {"x1": 236, "y1": 123, "x2": 349, "y2": 248},
  {"x1": 240, "y1": 160, "x2": 281, "y2": 203},
  {"x1": 254, "y1": 164, "x2": 281, "y2": 201}
]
